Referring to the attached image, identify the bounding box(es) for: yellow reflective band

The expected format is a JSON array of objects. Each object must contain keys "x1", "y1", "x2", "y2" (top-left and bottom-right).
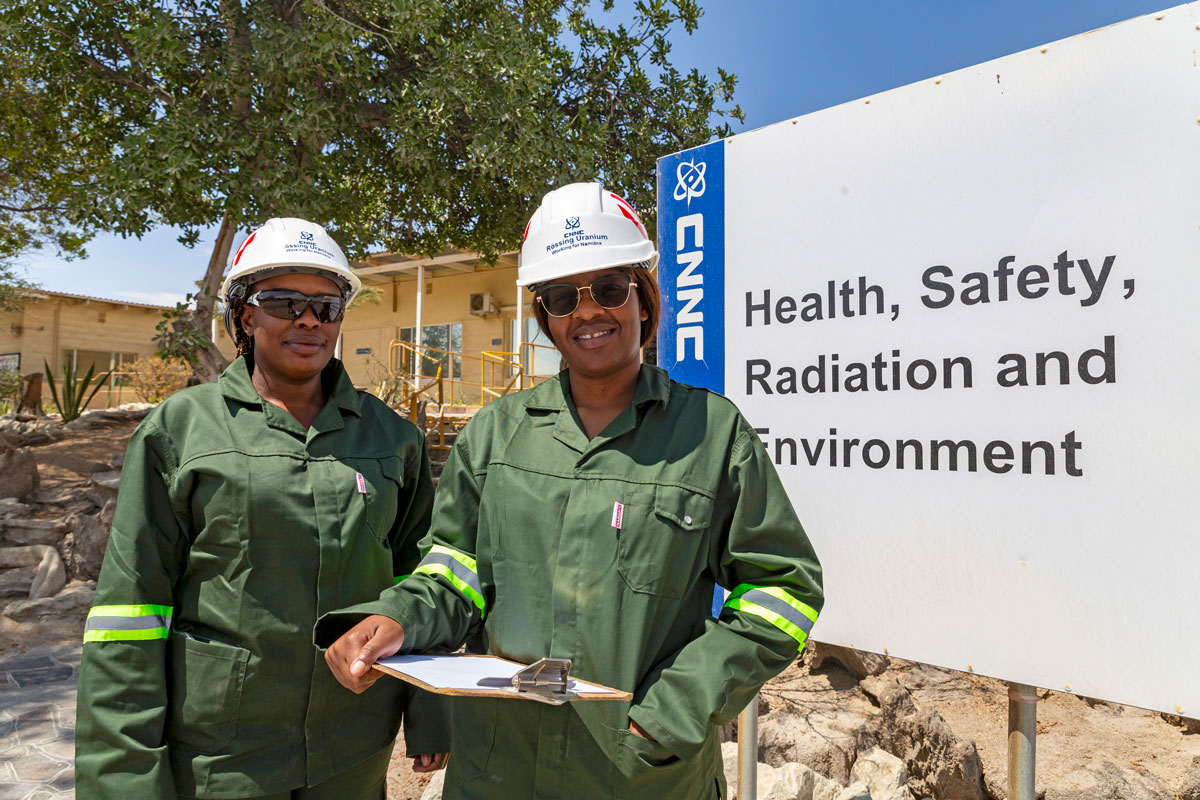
[
  {"x1": 724, "y1": 584, "x2": 819, "y2": 650},
  {"x1": 414, "y1": 545, "x2": 485, "y2": 616},
  {"x1": 83, "y1": 627, "x2": 170, "y2": 643},
  {"x1": 87, "y1": 604, "x2": 173, "y2": 619}
]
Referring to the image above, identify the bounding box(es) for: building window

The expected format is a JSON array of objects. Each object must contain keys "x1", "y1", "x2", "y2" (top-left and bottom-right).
[
  {"x1": 398, "y1": 324, "x2": 462, "y2": 378},
  {"x1": 512, "y1": 318, "x2": 561, "y2": 377},
  {"x1": 60, "y1": 350, "x2": 138, "y2": 385}
]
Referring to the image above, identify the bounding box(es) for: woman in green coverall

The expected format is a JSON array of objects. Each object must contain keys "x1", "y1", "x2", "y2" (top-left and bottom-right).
[
  {"x1": 75, "y1": 218, "x2": 448, "y2": 799},
  {"x1": 320, "y1": 184, "x2": 824, "y2": 799}
]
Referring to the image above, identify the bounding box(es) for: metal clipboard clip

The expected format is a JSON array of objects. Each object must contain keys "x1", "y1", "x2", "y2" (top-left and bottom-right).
[{"x1": 499, "y1": 658, "x2": 579, "y2": 705}]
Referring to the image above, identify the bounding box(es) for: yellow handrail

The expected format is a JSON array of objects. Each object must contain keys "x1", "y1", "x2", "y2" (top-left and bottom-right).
[{"x1": 384, "y1": 339, "x2": 557, "y2": 411}]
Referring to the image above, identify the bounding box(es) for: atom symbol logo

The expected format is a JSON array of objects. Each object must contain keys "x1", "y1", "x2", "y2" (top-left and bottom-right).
[
  {"x1": 565, "y1": 217, "x2": 581, "y2": 230},
  {"x1": 673, "y1": 159, "x2": 707, "y2": 206}
]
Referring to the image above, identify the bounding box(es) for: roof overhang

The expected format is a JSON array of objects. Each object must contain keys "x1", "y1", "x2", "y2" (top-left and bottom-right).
[{"x1": 354, "y1": 248, "x2": 518, "y2": 281}]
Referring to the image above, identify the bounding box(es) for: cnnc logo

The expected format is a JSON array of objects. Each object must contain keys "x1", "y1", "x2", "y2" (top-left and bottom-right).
[
  {"x1": 673, "y1": 159, "x2": 706, "y2": 207},
  {"x1": 564, "y1": 217, "x2": 581, "y2": 230},
  {"x1": 300, "y1": 231, "x2": 314, "y2": 241}
]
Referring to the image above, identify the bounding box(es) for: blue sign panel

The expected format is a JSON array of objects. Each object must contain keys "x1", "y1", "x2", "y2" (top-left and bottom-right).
[
  {"x1": 355, "y1": 347, "x2": 371, "y2": 355},
  {"x1": 656, "y1": 140, "x2": 726, "y2": 394}
]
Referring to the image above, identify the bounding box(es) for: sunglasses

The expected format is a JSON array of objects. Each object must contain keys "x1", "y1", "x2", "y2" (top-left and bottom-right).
[
  {"x1": 536, "y1": 274, "x2": 638, "y2": 317},
  {"x1": 246, "y1": 289, "x2": 346, "y2": 323}
]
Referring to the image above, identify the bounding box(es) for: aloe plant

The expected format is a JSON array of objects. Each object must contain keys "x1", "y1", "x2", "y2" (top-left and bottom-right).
[{"x1": 44, "y1": 359, "x2": 114, "y2": 423}]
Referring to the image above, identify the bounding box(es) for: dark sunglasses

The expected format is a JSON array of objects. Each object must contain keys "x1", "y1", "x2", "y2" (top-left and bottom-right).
[
  {"x1": 536, "y1": 274, "x2": 637, "y2": 317},
  {"x1": 246, "y1": 289, "x2": 346, "y2": 323}
]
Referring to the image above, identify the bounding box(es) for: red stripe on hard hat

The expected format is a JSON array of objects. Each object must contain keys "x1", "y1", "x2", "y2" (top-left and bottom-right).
[
  {"x1": 232, "y1": 230, "x2": 257, "y2": 267},
  {"x1": 611, "y1": 194, "x2": 647, "y2": 239},
  {"x1": 522, "y1": 218, "x2": 532, "y2": 243}
]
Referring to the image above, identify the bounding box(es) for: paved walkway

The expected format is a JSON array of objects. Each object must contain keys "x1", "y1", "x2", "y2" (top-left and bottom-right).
[{"x1": 0, "y1": 644, "x2": 80, "y2": 799}]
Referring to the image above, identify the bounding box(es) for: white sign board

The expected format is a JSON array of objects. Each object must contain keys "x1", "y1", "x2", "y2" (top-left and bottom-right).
[{"x1": 657, "y1": 4, "x2": 1199, "y2": 717}]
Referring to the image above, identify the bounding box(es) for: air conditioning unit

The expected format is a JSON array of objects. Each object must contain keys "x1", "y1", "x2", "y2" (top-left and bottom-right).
[{"x1": 469, "y1": 292, "x2": 497, "y2": 316}]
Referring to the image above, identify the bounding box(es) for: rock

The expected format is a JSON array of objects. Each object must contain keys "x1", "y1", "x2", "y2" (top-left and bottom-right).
[
  {"x1": 0, "y1": 566, "x2": 34, "y2": 597},
  {"x1": 754, "y1": 762, "x2": 785, "y2": 799},
  {"x1": 64, "y1": 404, "x2": 152, "y2": 431},
  {"x1": 778, "y1": 762, "x2": 846, "y2": 800},
  {"x1": 858, "y1": 677, "x2": 988, "y2": 800},
  {"x1": 0, "y1": 498, "x2": 30, "y2": 518},
  {"x1": 35, "y1": 485, "x2": 84, "y2": 506},
  {"x1": 758, "y1": 709, "x2": 866, "y2": 784},
  {"x1": 723, "y1": 741, "x2": 738, "y2": 787},
  {"x1": 0, "y1": 579, "x2": 94, "y2": 642},
  {"x1": 1176, "y1": 755, "x2": 1200, "y2": 800},
  {"x1": 2, "y1": 578, "x2": 93, "y2": 622},
  {"x1": 851, "y1": 747, "x2": 914, "y2": 800},
  {"x1": 1161, "y1": 713, "x2": 1200, "y2": 735},
  {"x1": 29, "y1": 545, "x2": 66, "y2": 599},
  {"x1": 419, "y1": 768, "x2": 445, "y2": 800},
  {"x1": 833, "y1": 781, "x2": 872, "y2": 800},
  {"x1": 808, "y1": 641, "x2": 890, "y2": 680},
  {"x1": 723, "y1": 742, "x2": 795, "y2": 800},
  {"x1": 0, "y1": 544, "x2": 66, "y2": 599},
  {"x1": 0, "y1": 415, "x2": 61, "y2": 447},
  {"x1": 0, "y1": 447, "x2": 39, "y2": 500},
  {"x1": 0, "y1": 517, "x2": 68, "y2": 546},
  {"x1": 89, "y1": 470, "x2": 123, "y2": 491},
  {"x1": 1045, "y1": 759, "x2": 1172, "y2": 800},
  {"x1": 111, "y1": 451, "x2": 125, "y2": 469},
  {"x1": 63, "y1": 498, "x2": 115, "y2": 580}
]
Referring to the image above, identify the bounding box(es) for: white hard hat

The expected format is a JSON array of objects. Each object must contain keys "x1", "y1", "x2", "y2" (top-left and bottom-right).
[
  {"x1": 517, "y1": 182, "x2": 659, "y2": 287},
  {"x1": 219, "y1": 217, "x2": 362, "y2": 304}
]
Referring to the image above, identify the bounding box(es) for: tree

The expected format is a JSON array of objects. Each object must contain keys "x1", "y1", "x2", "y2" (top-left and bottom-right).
[
  {"x1": 1, "y1": 0, "x2": 741, "y2": 380},
  {"x1": 0, "y1": 44, "x2": 85, "y2": 310}
]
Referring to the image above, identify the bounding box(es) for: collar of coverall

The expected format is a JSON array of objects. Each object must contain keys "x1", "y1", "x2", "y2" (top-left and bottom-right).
[
  {"x1": 218, "y1": 354, "x2": 363, "y2": 418},
  {"x1": 523, "y1": 363, "x2": 670, "y2": 413}
]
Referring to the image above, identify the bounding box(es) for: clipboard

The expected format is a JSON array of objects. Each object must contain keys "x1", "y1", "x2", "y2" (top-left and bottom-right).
[{"x1": 371, "y1": 654, "x2": 632, "y2": 706}]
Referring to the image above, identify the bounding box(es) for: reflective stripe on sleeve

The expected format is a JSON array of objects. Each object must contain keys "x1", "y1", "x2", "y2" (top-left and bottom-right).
[
  {"x1": 413, "y1": 545, "x2": 485, "y2": 615},
  {"x1": 723, "y1": 584, "x2": 818, "y2": 649},
  {"x1": 83, "y1": 604, "x2": 173, "y2": 643}
]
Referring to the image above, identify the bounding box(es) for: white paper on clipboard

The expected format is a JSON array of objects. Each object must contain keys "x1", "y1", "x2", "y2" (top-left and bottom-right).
[{"x1": 373, "y1": 654, "x2": 629, "y2": 699}]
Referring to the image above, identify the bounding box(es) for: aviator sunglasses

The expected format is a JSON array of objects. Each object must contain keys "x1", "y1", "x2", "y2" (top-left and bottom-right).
[
  {"x1": 536, "y1": 273, "x2": 638, "y2": 317},
  {"x1": 246, "y1": 289, "x2": 346, "y2": 323}
]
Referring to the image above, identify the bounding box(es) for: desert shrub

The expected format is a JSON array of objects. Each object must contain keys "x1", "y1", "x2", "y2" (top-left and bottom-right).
[{"x1": 125, "y1": 356, "x2": 191, "y2": 403}]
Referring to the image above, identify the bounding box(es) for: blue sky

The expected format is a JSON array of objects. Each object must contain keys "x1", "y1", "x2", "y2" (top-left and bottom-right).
[{"x1": 18, "y1": 0, "x2": 1174, "y2": 306}]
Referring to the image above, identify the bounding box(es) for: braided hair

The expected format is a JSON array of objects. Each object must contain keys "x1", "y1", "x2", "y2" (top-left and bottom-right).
[{"x1": 228, "y1": 293, "x2": 254, "y2": 358}]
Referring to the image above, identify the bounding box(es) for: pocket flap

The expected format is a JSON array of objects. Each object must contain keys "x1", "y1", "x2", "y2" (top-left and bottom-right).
[
  {"x1": 380, "y1": 456, "x2": 405, "y2": 486},
  {"x1": 652, "y1": 486, "x2": 713, "y2": 531}
]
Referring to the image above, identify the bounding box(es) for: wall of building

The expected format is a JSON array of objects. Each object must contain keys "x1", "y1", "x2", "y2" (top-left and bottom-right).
[
  {"x1": 339, "y1": 265, "x2": 535, "y2": 401},
  {"x1": 0, "y1": 293, "x2": 170, "y2": 409}
]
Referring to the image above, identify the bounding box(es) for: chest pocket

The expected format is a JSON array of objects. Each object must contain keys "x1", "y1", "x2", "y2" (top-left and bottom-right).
[
  {"x1": 357, "y1": 456, "x2": 404, "y2": 542},
  {"x1": 617, "y1": 485, "x2": 713, "y2": 599}
]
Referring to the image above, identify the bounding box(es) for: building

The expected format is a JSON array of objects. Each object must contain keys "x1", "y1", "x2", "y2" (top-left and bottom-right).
[
  {"x1": 212, "y1": 248, "x2": 562, "y2": 404},
  {"x1": 5, "y1": 249, "x2": 562, "y2": 412},
  {"x1": 0, "y1": 290, "x2": 173, "y2": 408}
]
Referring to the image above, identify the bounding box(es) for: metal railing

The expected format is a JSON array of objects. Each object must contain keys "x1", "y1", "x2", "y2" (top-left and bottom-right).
[
  {"x1": 381, "y1": 339, "x2": 563, "y2": 452},
  {"x1": 385, "y1": 340, "x2": 557, "y2": 409}
]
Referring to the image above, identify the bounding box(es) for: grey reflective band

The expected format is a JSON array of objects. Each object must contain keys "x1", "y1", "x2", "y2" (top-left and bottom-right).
[
  {"x1": 418, "y1": 552, "x2": 483, "y2": 597},
  {"x1": 739, "y1": 589, "x2": 815, "y2": 635},
  {"x1": 84, "y1": 614, "x2": 172, "y2": 633}
]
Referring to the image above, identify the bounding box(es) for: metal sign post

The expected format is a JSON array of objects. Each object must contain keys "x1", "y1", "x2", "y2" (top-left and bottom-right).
[
  {"x1": 737, "y1": 693, "x2": 759, "y2": 800},
  {"x1": 1007, "y1": 683, "x2": 1038, "y2": 800}
]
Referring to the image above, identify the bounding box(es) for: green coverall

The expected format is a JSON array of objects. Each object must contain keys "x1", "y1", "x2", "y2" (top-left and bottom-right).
[
  {"x1": 317, "y1": 365, "x2": 824, "y2": 799},
  {"x1": 75, "y1": 356, "x2": 449, "y2": 799}
]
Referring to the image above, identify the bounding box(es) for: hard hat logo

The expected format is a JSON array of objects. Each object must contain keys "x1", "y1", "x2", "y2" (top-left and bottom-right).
[
  {"x1": 674, "y1": 159, "x2": 707, "y2": 207},
  {"x1": 300, "y1": 231, "x2": 314, "y2": 241},
  {"x1": 565, "y1": 217, "x2": 581, "y2": 230}
]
